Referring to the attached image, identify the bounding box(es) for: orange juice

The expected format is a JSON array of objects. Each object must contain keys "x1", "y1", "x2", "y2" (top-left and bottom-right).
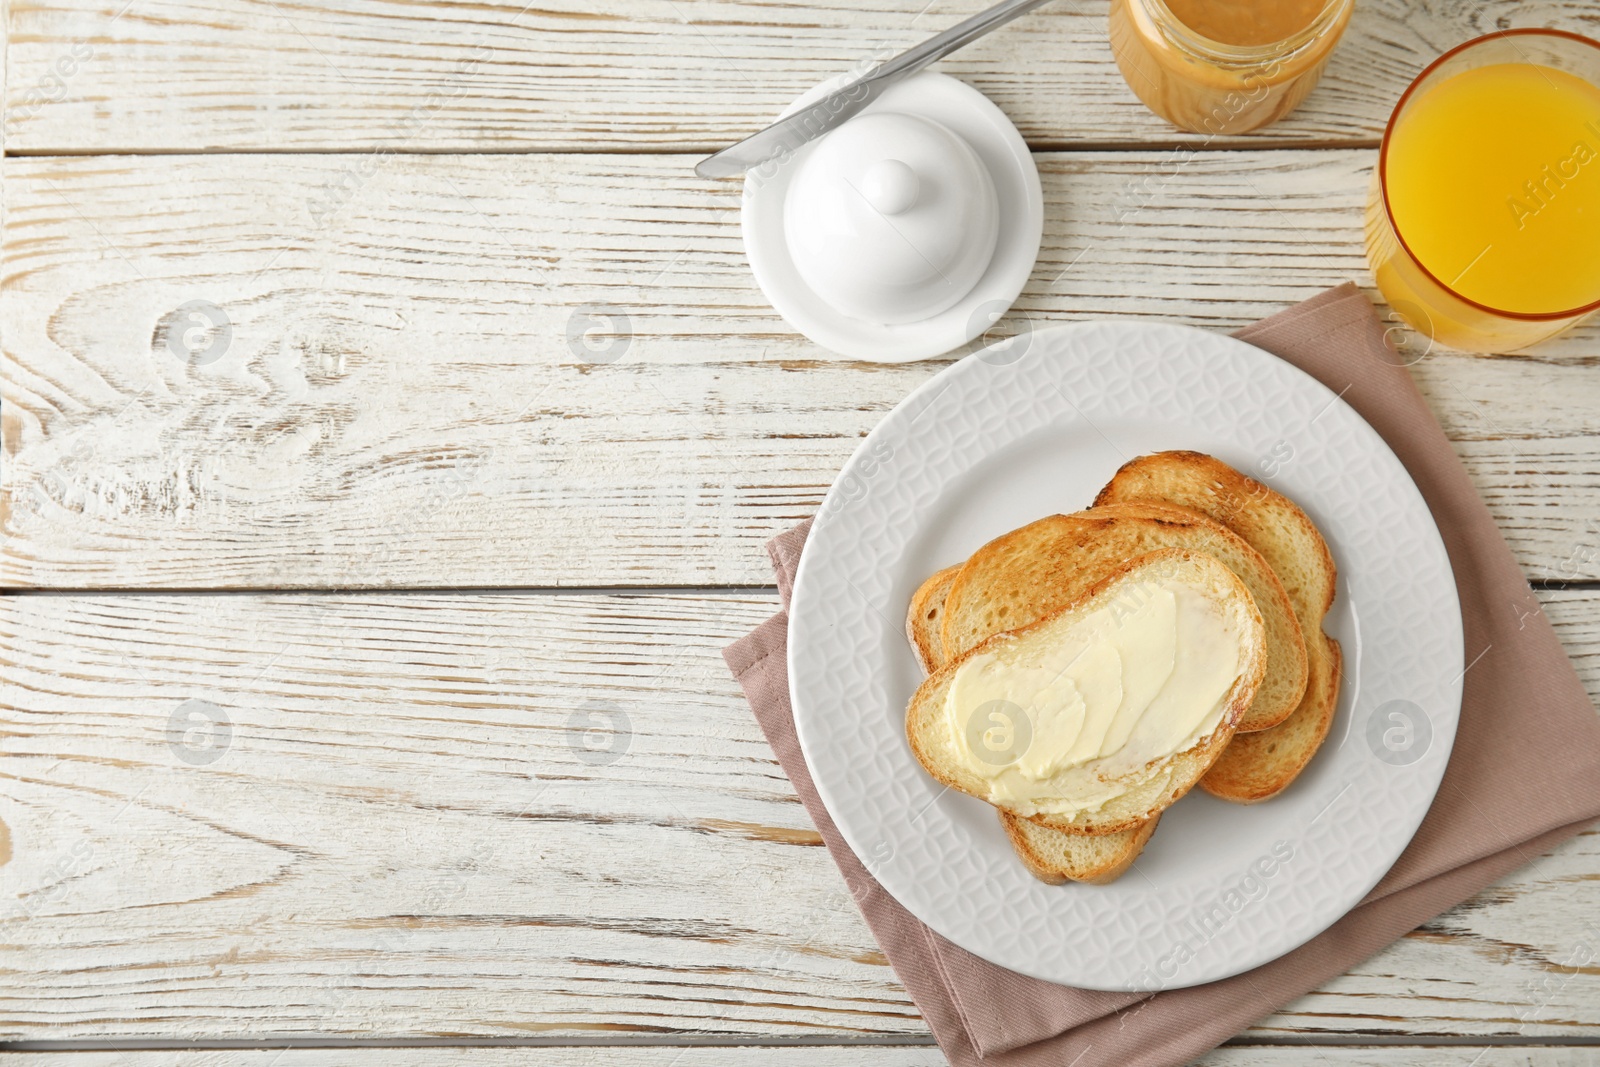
[
  {"x1": 1368, "y1": 32, "x2": 1600, "y2": 352},
  {"x1": 1383, "y1": 63, "x2": 1600, "y2": 316}
]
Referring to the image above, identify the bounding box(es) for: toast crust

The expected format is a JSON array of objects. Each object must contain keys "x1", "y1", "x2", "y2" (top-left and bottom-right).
[
  {"x1": 940, "y1": 503, "x2": 1306, "y2": 732},
  {"x1": 906, "y1": 565, "x2": 959, "y2": 676},
  {"x1": 906, "y1": 548, "x2": 1267, "y2": 835}
]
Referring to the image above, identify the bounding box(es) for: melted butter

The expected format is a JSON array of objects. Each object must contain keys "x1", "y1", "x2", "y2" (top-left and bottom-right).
[{"x1": 943, "y1": 579, "x2": 1242, "y2": 816}]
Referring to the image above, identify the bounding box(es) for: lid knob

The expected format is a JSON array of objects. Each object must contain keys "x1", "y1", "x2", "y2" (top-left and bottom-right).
[{"x1": 862, "y1": 159, "x2": 920, "y2": 216}]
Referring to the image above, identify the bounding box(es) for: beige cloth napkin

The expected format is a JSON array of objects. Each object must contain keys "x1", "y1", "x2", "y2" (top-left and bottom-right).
[{"x1": 723, "y1": 283, "x2": 1600, "y2": 1067}]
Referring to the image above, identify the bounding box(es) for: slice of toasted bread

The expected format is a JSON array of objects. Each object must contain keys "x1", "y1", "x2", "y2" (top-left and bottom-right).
[
  {"x1": 909, "y1": 564, "x2": 1156, "y2": 882},
  {"x1": 1093, "y1": 452, "x2": 1337, "y2": 638},
  {"x1": 1002, "y1": 808, "x2": 1160, "y2": 884},
  {"x1": 940, "y1": 503, "x2": 1306, "y2": 732},
  {"x1": 1094, "y1": 452, "x2": 1341, "y2": 802},
  {"x1": 908, "y1": 548, "x2": 1267, "y2": 835},
  {"x1": 906, "y1": 565, "x2": 959, "y2": 675}
]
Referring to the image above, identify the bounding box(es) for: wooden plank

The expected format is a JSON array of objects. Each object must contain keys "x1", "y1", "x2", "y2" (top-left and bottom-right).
[
  {"x1": 3, "y1": 1050, "x2": 1600, "y2": 1067},
  {"x1": 3, "y1": 589, "x2": 1598, "y2": 1041},
  {"x1": 4, "y1": 0, "x2": 1599, "y2": 152},
  {"x1": 4, "y1": 150, "x2": 1599, "y2": 589}
]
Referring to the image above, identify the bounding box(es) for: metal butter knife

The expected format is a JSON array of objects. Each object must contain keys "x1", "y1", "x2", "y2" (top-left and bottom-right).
[{"x1": 695, "y1": 0, "x2": 1054, "y2": 179}]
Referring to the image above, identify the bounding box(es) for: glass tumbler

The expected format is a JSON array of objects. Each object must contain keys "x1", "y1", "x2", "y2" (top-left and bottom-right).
[{"x1": 1365, "y1": 29, "x2": 1600, "y2": 353}]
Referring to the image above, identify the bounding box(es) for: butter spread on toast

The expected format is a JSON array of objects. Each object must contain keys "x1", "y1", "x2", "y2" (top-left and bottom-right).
[{"x1": 942, "y1": 577, "x2": 1244, "y2": 815}]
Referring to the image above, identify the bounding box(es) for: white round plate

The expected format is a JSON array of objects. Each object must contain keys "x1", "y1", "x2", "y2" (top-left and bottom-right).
[
  {"x1": 742, "y1": 71, "x2": 1043, "y2": 362},
  {"x1": 787, "y1": 320, "x2": 1462, "y2": 991}
]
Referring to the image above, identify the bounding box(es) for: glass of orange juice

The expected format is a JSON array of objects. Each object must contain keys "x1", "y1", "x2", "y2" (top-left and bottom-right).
[
  {"x1": 1367, "y1": 30, "x2": 1600, "y2": 353},
  {"x1": 1109, "y1": 0, "x2": 1353, "y2": 135}
]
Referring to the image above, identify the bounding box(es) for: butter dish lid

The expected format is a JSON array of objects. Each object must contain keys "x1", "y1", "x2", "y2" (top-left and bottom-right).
[
  {"x1": 783, "y1": 111, "x2": 999, "y2": 325},
  {"x1": 742, "y1": 71, "x2": 1043, "y2": 362}
]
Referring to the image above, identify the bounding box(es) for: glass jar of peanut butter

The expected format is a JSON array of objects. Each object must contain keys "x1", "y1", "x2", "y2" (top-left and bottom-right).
[{"x1": 1109, "y1": 0, "x2": 1354, "y2": 135}]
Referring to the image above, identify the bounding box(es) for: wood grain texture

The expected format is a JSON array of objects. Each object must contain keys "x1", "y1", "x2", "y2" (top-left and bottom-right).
[
  {"x1": 4, "y1": 1052, "x2": 1600, "y2": 1067},
  {"x1": 4, "y1": 0, "x2": 1600, "y2": 152},
  {"x1": 4, "y1": 589, "x2": 1598, "y2": 1041},
  {"x1": 4, "y1": 150, "x2": 1599, "y2": 589},
  {"x1": 7, "y1": 2, "x2": 1600, "y2": 1059}
]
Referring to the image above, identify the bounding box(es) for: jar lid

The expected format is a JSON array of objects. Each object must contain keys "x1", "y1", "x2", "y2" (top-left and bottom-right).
[{"x1": 783, "y1": 111, "x2": 1000, "y2": 325}]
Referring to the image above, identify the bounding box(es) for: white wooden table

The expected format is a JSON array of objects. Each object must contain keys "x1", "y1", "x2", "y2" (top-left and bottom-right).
[{"x1": 2, "y1": 1, "x2": 1599, "y2": 1064}]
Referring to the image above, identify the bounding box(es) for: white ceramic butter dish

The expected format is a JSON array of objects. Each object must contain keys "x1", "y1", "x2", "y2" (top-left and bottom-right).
[{"x1": 742, "y1": 71, "x2": 1043, "y2": 362}]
